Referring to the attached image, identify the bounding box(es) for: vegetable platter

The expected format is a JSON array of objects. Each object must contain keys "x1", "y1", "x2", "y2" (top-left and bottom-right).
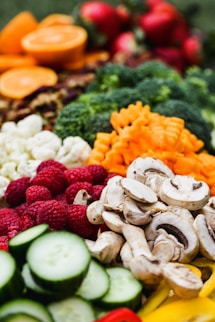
[{"x1": 1, "y1": 0, "x2": 215, "y2": 321}]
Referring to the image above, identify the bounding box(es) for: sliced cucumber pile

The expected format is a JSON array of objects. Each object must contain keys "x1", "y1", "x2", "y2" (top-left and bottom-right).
[
  {"x1": 98, "y1": 267, "x2": 143, "y2": 311},
  {"x1": 9, "y1": 224, "x2": 50, "y2": 266},
  {"x1": 0, "y1": 298, "x2": 53, "y2": 322},
  {"x1": 0, "y1": 250, "x2": 24, "y2": 303},
  {"x1": 48, "y1": 296, "x2": 96, "y2": 322},
  {"x1": 1, "y1": 226, "x2": 143, "y2": 321},
  {"x1": 26, "y1": 230, "x2": 91, "y2": 293}
]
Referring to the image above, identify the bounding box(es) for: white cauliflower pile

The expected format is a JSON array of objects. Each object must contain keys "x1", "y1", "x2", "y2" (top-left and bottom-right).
[{"x1": 0, "y1": 114, "x2": 92, "y2": 197}]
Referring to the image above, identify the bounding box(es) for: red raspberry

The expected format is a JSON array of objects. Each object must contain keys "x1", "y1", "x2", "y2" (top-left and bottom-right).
[
  {"x1": 91, "y1": 185, "x2": 105, "y2": 201},
  {"x1": 32, "y1": 166, "x2": 67, "y2": 195},
  {"x1": 64, "y1": 167, "x2": 92, "y2": 185},
  {"x1": 66, "y1": 204, "x2": 100, "y2": 240},
  {"x1": 5, "y1": 177, "x2": 31, "y2": 206},
  {"x1": 15, "y1": 202, "x2": 28, "y2": 216},
  {"x1": 54, "y1": 193, "x2": 69, "y2": 210},
  {"x1": 0, "y1": 236, "x2": 9, "y2": 251},
  {"x1": 23, "y1": 200, "x2": 67, "y2": 230},
  {"x1": 19, "y1": 214, "x2": 35, "y2": 231},
  {"x1": 0, "y1": 208, "x2": 20, "y2": 236},
  {"x1": 87, "y1": 164, "x2": 108, "y2": 185},
  {"x1": 37, "y1": 159, "x2": 68, "y2": 173},
  {"x1": 26, "y1": 185, "x2": 52, "y2": 205},
  {"x1": 65, "y1": 182, "x2": 93, "y2": 204}
]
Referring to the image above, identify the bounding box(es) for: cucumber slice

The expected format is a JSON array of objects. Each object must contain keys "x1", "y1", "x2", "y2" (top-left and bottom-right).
[
  {"x1": 0, "y1": 299, "x2": 54, "y2": 322},
  {"x1": 1, "y1": 313, "x2": 43, "y2": 322},
  {"x1": 0, "y1": 250, "x2": 24, "y2": 303},
  {"x1": 9, "y1": 224, "x2": 50, "y2": 265},
  {"x1": 76, "y1": 259, "x2": 110, "y2": 301},
  {"x1": 98, "y1": 267, "x2": 143, "y2": 311},
  {"x1": 48, "y1": 296, "x2": 96, "y2": 322},
  {"x1": 26, "y1": 231, "x2": 91, "y2": 292}
]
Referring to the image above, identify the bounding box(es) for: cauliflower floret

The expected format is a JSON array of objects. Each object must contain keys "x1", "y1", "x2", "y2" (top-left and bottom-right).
[
  {"x1": 0, "y1": 162, "x2": 20, "y2": 181},
  {"x1": 1, "y1": 121, "x2": 18, "y2": 136},
  {"x1": 55, "y1": 136, "x2": 92, "y2": 168},
  {"x1": 26, "y1": 130, "x2": 62, "y2": 160},
  {"x1": 17, "y1": 159, "x2": 41, "y2": 178},
  {"x1": 16, "y1": 114, "x2": 44, "y2": 138},
  {"x1": 0, "y1": 176, "x2": 10, "y2": 198}
]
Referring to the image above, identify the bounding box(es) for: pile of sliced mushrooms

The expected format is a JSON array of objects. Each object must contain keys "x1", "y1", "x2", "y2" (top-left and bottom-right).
[{"x1": 85, "y1": 157, "x2": 215, "y2": 300}]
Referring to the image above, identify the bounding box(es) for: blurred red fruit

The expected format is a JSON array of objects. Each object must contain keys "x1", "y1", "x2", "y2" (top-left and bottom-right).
[
  {"x1": 154, "y1": 47, "x2": 185, "y2": 72},
  {"x1": 182, "y1": 35, "x2": 203, "y2": 65}
]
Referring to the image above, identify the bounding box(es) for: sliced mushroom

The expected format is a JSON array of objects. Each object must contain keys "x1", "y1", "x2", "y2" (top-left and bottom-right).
[
  {"x1": 85, "y1": 231, "x2": 124, "y2": 264},
  {"x1": 103, "y1": 176, "x2": 125, "y2": 213},
  {"x1": 145, "y1": 210, "x2": 199, "y2": 263},
  {"x1": 86, "y1": 200, "x2": 105, "y2": 225},
  {"x1": 122, "y1": 196, "x2": 152, "y2": 226},
  {"x1": 120, "y1": 177, "x2": 158, "y2": 203},
  {"x1": 161, "y1": 262, "x2": 203, "y2": 299},
  {"x1": 102, "y1": 210, "x2": 126, "y2": 234},
  {"x1": 159, "y1": 175, "x2": 210, "y2": 211},
  {"x1": 122, "y1": 224, "x2": 155, "y2": 260},
  {"x1": 120, "y1": 242, "x2": 162, "y2": 286},
  {"x1": 126, "y1": 157, "x2": 174, "y2": 183},
  {"x1": 201, "y1": 196, "x2": 215, "y2": 230},
  {"x1": 73, "y1": 189, "x2": 92, "y2": 205},
  {"x1": 193, "y1": 213, "x2": 215, "y2": 260},
  {"x1": 166, "y1": 206, "x2": 194, "y2": 224},
  {"x1": 152, "y1": 229, "x2": 184, "y2": 263}
]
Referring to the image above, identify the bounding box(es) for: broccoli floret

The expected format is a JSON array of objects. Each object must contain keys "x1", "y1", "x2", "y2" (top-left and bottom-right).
[
  {"x1": 134, "y1": 60, "x2": 182, "y2": 83},
  {"x1": 185, "y1": 66, "x2": 215, "y2": 94},
  {"x1": 151, "y1": 99, "x2": 213, "y2": 152},
  {"x1": 54, "y1": 102, "x2": 90, "y2": 140},
  {"x1": 105, "y1": 87, "x2": 150, "y2": 110},
  {"x1": 77, "y1": 92, "x2": 118, "y2": 113},
  {"x1": 85, "y1": 63, "x2": 136, "y2": 93},
  {"x1": 84, "y1": 112, "x2": 113, "y2": 147},
  {"x1": 135, "y1": 78, "x2": 171, "y2": 104}
]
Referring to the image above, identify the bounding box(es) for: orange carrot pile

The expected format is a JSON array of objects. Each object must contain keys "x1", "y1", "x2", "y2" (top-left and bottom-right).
[{"x1": 87, "y1": 101, "x2": 215, "y2": 195}]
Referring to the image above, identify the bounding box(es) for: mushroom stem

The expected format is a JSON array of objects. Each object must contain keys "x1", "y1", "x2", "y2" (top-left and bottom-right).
[
  {"x1": 85, "y1": 231, "x2": 124, "y2": 264},
  {"x1": 122, "y1": 224, "x2": 155, "y2": 260}
]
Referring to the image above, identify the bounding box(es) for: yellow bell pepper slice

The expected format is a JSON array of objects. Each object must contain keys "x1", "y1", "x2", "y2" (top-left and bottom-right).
[
  {"x1": 139, "y1": 297, "x2": 215, "y2": 322},
  {"x1": 191, "y1": 258, "x2": 215, "y2": 298}
]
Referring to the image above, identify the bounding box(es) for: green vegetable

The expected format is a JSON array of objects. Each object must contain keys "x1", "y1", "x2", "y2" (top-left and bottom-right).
[
  {"x1": 86, "y1": 63, "x2": 137, "y2": 93},
  {"x1": 54, "y1": 61, "x2": 215, "y2": 151}
]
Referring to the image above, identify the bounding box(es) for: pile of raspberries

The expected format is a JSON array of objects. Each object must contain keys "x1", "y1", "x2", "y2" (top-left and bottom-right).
[{"x1": 0, "y1": 160, "x2": 119, "y2": 251}]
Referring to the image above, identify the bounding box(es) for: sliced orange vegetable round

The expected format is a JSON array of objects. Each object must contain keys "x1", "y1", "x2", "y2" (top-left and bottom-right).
[
  {"x1": 21, "y1": 25, "x2": 88, "y2": 66},
  {"x1": 38, "y1": 13, "x2": 74, "y2": 28},
  {"x1": 0, "y1": 54, "x2": 37, "y2": 73},
  {"x1": 0, "y1": 11, "x2": 38, "y2": 55},
  {"x1": 0, "y1": 66, "x2": 58, "y2": 99}
]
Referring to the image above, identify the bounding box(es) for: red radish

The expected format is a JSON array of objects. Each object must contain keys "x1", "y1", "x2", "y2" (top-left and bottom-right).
[
  {"x1": 80, "y1": 1, "x2": 121, "y2": 45},
  {"x1": 169, "y1": 16, "x2": 189, "y2": 46},
  {"x1": 139, "y1": 11, "x2": 176, "y2": 45},
  {"x1": 182, "y1": 35, "x2": 203, "y2": 65},
  {"x1": 115, "y1": 4, "x2": 132, "y2": 29},
  {"x1": 154, "y1": 47, "x2": 185, "y2": 72},
  {"x1": 111, "y1": 31, "x2": 143, "y2": 55}
]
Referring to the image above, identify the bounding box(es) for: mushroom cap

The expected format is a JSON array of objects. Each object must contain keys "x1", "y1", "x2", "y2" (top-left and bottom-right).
[
  {"x1": 120, "y1": 177, "x2": 158, "y2": 203},
  {"x1": 126, "y1": 157, "x2": 174, "y2": 183},
  {"x1": 159, "y1": 175, "x2": 210, "y2": 211},
  {"x1": 161, "y1": 262, "x2": 203, "y2": 299},
  {"x1": 145, "y1": 210, "x2": 199, "y2": 263},
  {"x1": 194, "y1": 214, "x2": 215, "y2": 260}
]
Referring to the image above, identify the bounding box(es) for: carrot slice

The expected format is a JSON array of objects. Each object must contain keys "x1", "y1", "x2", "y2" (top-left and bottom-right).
[
  {"x1": 21, "y1": 25, "x2": 88, "y2": 66},
  {"x1": 38, "y1": 13, "x2": 74, "y2": 28},
  {"x1": 0, "y1": 11, "x2": 38, "y2": 55},
  {"x1": 0, "y1": 54, "x2": 37, "y2": 73},
  {"x1": 0, "y1": 66, "x2": 58, "y2": 99}
]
